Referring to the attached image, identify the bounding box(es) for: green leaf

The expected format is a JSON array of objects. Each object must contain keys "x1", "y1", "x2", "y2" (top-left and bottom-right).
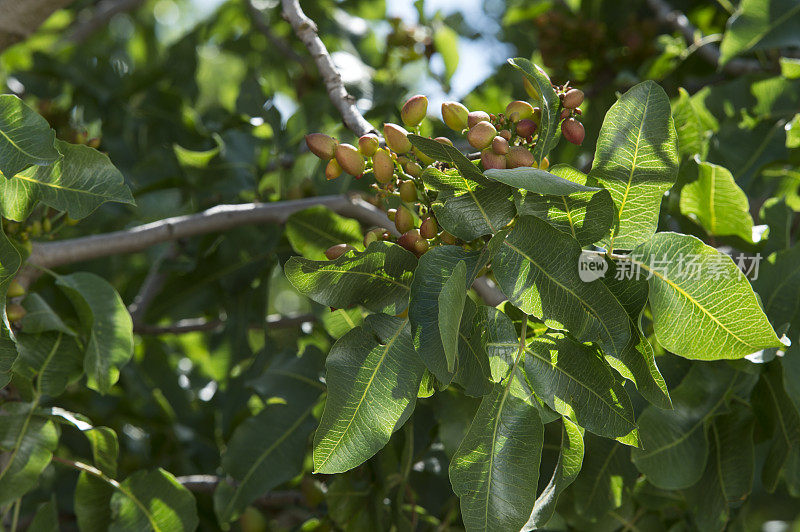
[
  {"x1": 439, "y1": 260, "x2": 467, "y2": 373},
  {"x1": 433, "y1": 25, "x2": 459, "y2": 81},
  {"x1": 672, "y1": 87, "x2": 717, "y2": 159},
  {"x1": 492, "y1": 215, "x2": 630, "y2": 356},
  {"x1": 410, "y1": 138, "x2": 516, "y2": 241},
  {"x1": 684, "y1": 403, "x2": 755, "y2": 532},
  {"x1": 754, "y1": 243, "x2": 800, "y2": 329},
  {"x1": 75, "y1": 427, "x2": 119, "y2": 532},
  {"x1": 523, "y1": 418, "x2": 585, "y2": 530},
  {"x1": 572, "y1": 433, "x2": 638, "y2": 519},
  {"x1": 313, "y1": 314, "x2": 425, "y2": 473},
  {"x1": 109, "y1": 469, "x2": 198, "y2": 532},
  {"x1": 0, "y1": 94, "x2": 59, "y2": 178},
  {"x1": 507, "y1": 58, "x2": 561, "y2": 163},
  {"x1": 680, "y1": 161, "x2": 753, "y2": 241},
  {"x1": 760, "y1": 197, "x2": 794, "y2": 255},
  {"x1": 719, "y1": 0, "x2": 800, "y2": 65},
  {"x1": 631, "y1": 364, "x2": 739, "y2": 489},
  {"x1": 56, "y1": 272, "x2": 134, "y2": 394},
  {"x1": 0, "y1": 328, "x2": 16, "y2": 389},
  {"x1": 484, "y1": 167, "x2": 600, "y2": 195},
  {"x1": 13, "y1": 332, "x2": 83, "y2": 397},
  {"x1": 589, "y1": 80, "x2": 679, "y2": 251},
  {"x1": 709, "y1": 120, "x2": 787, "y2": 186},
  {"x1": 285, "y1": 241, "x2": 416, "y2": 315},
  {"x1": 0, "y1": 404, "x2": 59, "y2": 505},
  {"x1": 0, "y1": 225, "x2": 23, "y2": 333},
  {"x1": 513, "y1": 164, "x2": 615, "y2": 246},
  {"x1": 522, "y1": 333, "x2": 638, "y2": 441},
  {"x1": 321, "y1": 308, "x2": 365, "y2": 339},
  {"x1": 629, "y1": 232, "x2": 782, "y2": 360},
  {"x1": 753, "y1": 361, "x2": 800, "y2": 492},
  {"x1": 286, "y1": 205, "x2": 364, "y2": 260},
  {"x1": 28, "y1": 498, "x2": 59, "y2": 532},
  {"x1": 248, "y1": 347, "x2": 325, "y2": 404},
  {"x1": 601, "y1": 275, "x2": 672, "y2": 409},
  {"x1": 20, "y1": 293, "x2": 77, "y2": 336},
  {"x1": 409, "y1": 244, "x2": 495, "y2": 384},
  {"x1": 781, "y1": 57, "x2": 800, "y2": 79},
  {"x1": 214, "y1": 399, "x2": 320, "y2": 524},
  {"x1": 0, "y1": 140, "x2": 135, "y2": 222},
  {"x1": 449, "y1": 383, "x2": 544, "y2": 532},
  {"x1": 453, "y1": 299, "x2": 493, "y2": 397}
]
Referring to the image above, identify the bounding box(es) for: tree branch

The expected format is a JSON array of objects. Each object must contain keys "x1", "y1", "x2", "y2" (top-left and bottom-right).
[
  {"x1": 280, "y1": 0, "x2": 379, "y2": 138},
  {"x1": 0, "y1": 0, "x2": 75, "y2": 52},
  {"x1": 27, "y1": 194, "x2": 394, "y2": 269},
  {"x1": 645, "y1": 0, "x2": 767, "y2": 75}
]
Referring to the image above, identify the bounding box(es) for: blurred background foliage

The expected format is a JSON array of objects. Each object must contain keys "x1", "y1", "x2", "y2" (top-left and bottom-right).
[{"x1": 1, "y1": 0, "x2": 799, "y2": 529}]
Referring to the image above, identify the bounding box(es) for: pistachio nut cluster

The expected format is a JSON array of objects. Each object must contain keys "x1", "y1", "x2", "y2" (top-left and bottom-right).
[{"x1": 303, "y1": 73, "x2": 586, "y2": 261}]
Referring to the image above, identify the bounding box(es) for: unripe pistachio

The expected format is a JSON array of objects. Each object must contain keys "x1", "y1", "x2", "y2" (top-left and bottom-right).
[
  {"x1": 523, "y1": 76, "x2": 540, "y2": 100},
  {"x1": 325, "y1": 243, "x2": 355, "y2": 260},
  {"x1": 335, "y1": 144, "x2": 366, "y2": 177},
  {"x1": 305, "y1": 133, "x2": 337, "y2": 160},
  {"x1": 6, "y1": 303, "x2": 26, "y2": 322},
  {"x1": 399, "y1": 180, "x2": 417, "y2": 202},
  {"x1": 397, "y1": 229, "x2": 422, "y2": 254},
  {"x1": 467, "y1": 111, "x2": 491, "y2": 128},
  {"x1": 440, "y1": 231, "x2": 457, "y2": 245},
  {"x1": 358, "y1": 134, "x2": 379, "y2": 156},
  {"x1": 562, "y1": 118, "x2": 585, "y2": 145},
  {"x1": 491, "y1": 136, "x2": 509, "y2": 155},
  {"x1": 539, "y1": 157, "x2": 550, "y2": 170},
  {"x1": 506, "y1": 146, "x2": 535, "y2": 168},
  {"x1": 560, "y1": 108, "x2": 571, "y2": 120},
  {"x1": 499, "y1": 129, "x2": 512, "y2": 141},
  {"x1": 467, "y1": 121, "x2": 497, "y2": 150},
  {"x1": 562, "y1": 88, "x2": 585, "y2": 109},
  {"x1": 325, "y1": 158, "x2": 343, "y2": 180},
  {"x1": 413, "y1": 238, "x2": 429, "y2": 257},
  {"x1": 515, "y1": 119, "x2": 537, "y2": 139},
  {"x1": 373, "y1": 148, "x2": 395, "y2": 184},
  {"x1": 505, "y1": 100, "x2": 535, "y2": 122},
  {"x1": 434, "y1": 136, "x2": 454, "y2": 146},
  {"x1": 363, "y1": 229, "x2": 380, "y2": 247},
  {"x1": 404, "y1": 160, "x2": 422, "y2": 177},
  {"x1": 394, "y1": 205, "x2": 415, "y2": 233},
  {"x1": 481, "y1": 148, "x2": 507, "y2": 170},
  {"x1": 401, "y1": 95, "x2": 428, "y2": 127},
  {"x1": 420, "y1": 217, "x2": 438, "y2": 239},
  {"x1": 42, "y1": 217, "x2": 52, "y2": 233},
  {"x1": 6, "y1": 280, "x2": 25, "y2": 298},
  {"x1": 383, "y1": 123, "x2": 412, "y2": 154},
  {"x1": 441, "y1": 101, "x2": 469, "y2": 131},
  {"x1": 387, "y1": 208, "x2": 397, "y2": 221},
  {"x1": 412, "y1": 146, "x2": 434, "y2": 166}
]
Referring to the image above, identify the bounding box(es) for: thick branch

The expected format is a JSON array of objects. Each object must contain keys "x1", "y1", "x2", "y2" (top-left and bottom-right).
[
  {"x1": 645, "y1": 0, "x2": 766, "y2": 75},
  {"x1": 281, "y1": 0, "x2": 378, "y2": 138},
  {"x1": 28, "y1": 194, "x2": 394, "y2": 269},
  {"x1": 0, "y1": 0, "x2": 75, "y2": 52}
]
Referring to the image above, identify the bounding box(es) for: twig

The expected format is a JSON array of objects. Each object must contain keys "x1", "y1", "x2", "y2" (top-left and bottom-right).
[
  {"x1": 645, "y1": 0, "x2": 767, "y2": 75},
  {"x1": 134, "y1": 313, "x2": 317, "y2": 335},
  {"x1": 175, "y1": 475, "x2": 306, "y2": 508},
  {"x1": 281, "y1": 0, "x2": 379, "y2": 138},
  {"x1": 27, "y1": 194, "x2": 394, "y2": 269},
  {"x1": 248, "y1": 0, "x2": 307, "y2": 66},
  {"x1": 64, "y1": 0, "x2": 145, "y2": 44},
  {"x1": 128, "y1": 244, "x2": 178, "y2": 326}
]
